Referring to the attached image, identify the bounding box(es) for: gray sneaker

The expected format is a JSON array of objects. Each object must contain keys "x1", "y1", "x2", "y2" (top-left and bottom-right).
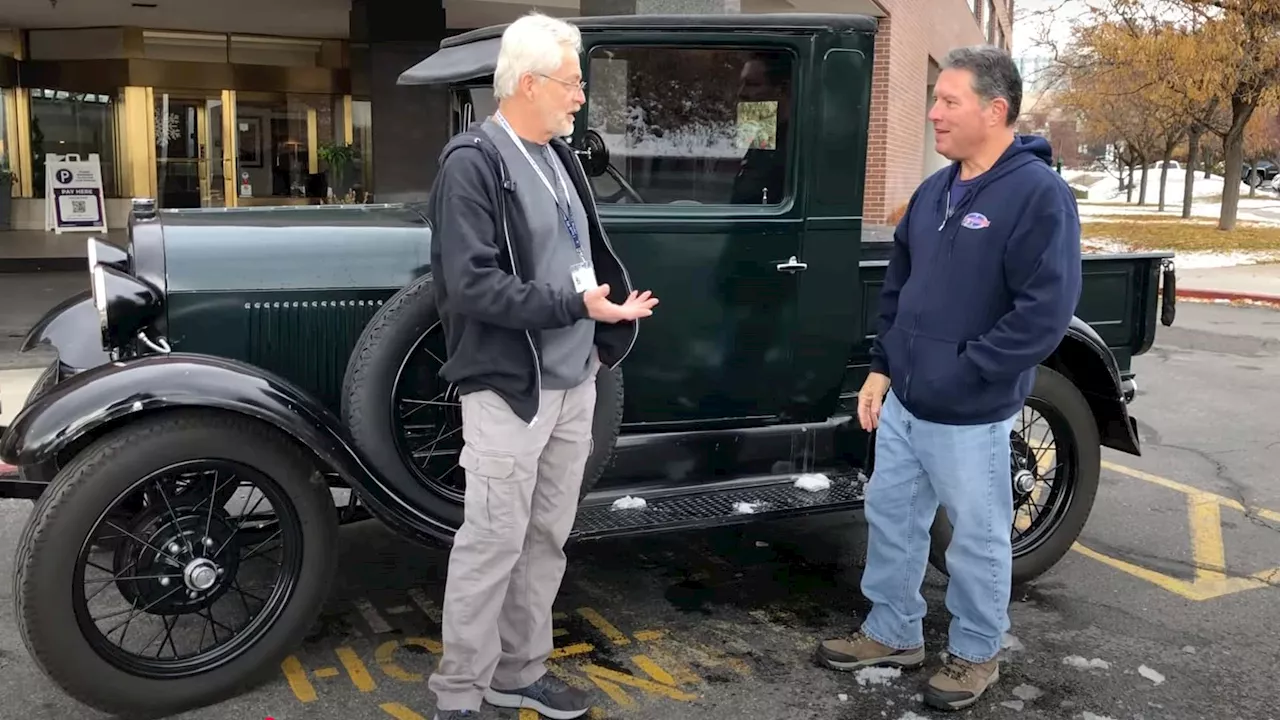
[
  {"x1": 433, "y1": 711, "x2": 478, "y2": 720},
  {"x1": 484, "y1": 674, "x2": 593, "y2": 719}
]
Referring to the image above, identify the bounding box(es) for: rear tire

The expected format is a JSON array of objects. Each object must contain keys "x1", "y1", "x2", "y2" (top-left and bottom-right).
[
  {"x1": 13, "y1": 409, "x2": 338, "y2": 718},
  {"x1": 926, "y1": 366, "x2": 1101, "y2": 586}
]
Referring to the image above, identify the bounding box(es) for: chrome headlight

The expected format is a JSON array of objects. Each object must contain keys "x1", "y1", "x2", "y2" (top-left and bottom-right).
[
  {"x1": 86, "y1": 236, "x2": 129, "y2": 273},
  {"x1": 89, "y1": 263, "x2": 163, "y2": 351}
]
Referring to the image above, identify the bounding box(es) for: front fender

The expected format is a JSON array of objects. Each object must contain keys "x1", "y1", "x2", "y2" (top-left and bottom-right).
[
  {"x1": 1052, "y1": 317, "x2": 1141, "y2": 456},
  {"x1": 20, "y1": 290, "x2": 112, "y2": 373},
  {"x1": 0, "y1": 352, "x2": 451, "y2": 545}
]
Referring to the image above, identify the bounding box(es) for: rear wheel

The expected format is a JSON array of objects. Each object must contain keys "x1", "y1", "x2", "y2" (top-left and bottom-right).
[
  {"x1": 926, "y1": 366, "x2": 1101, "y2": 585},
  {"x1": 341, "y1": 272, "x2": 625, "y2": 533},
  {"x1": 13, "y1": 410, "x2": 338, "y2": 718}
]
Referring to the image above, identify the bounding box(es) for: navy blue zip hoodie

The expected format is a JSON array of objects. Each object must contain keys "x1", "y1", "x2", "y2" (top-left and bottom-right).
[{"x1": 869, "y1": 134, "x2": 1082, "y2": 426}]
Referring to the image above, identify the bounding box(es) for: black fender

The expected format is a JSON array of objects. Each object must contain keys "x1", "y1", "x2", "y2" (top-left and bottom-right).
[
  {"x1": 1046, "y1": 316, "x2": 1142, "y2": 456},
  {"x1": 0, "y1": 352, "x2": 453, "y2": 546},
  {"x1": 19, "y1": 290, "x2": 112, "y2": 374}
]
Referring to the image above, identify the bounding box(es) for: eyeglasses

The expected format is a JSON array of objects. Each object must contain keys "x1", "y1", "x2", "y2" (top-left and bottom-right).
[{"x1": 539, "y1": 73, "x2": 586, "y2": 92}]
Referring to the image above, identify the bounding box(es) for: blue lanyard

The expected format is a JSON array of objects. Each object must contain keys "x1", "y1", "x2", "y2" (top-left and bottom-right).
[{"x1": 493, "y1": 112, "x2": 585, "y2": 261}]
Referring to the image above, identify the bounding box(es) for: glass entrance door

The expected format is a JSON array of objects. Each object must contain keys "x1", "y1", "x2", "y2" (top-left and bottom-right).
[{"x1": 152, "y1": 90, "x2": 232, "y2": 209}]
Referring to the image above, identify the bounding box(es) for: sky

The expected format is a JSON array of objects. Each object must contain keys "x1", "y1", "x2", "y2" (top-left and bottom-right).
[{"x1": 1012, "y1": 0, "x2": 1086, "y2": 56}]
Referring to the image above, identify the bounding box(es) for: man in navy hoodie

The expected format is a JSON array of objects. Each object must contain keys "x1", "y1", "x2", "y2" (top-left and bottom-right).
[{"x1": 816, "y1": 46, "x2": 1082, "y2": 710}]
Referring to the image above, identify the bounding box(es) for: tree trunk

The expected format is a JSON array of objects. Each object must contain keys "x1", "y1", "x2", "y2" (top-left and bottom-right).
[
  {"x1": 1158, "y1": 144, "x2": 1175, "y2": 212},
  {"x1": 1202, "y1": 147, "x2": 1213, "y2": 179},
  {"x1": 1126, "y1": 159, "x2": 1135, "y2": 203},
  {"x1": 1248, "y1": 161, "x2": 1258, "y2": 198},
  {"x1": 1138, "y1": 156, "x2": 1150, "y2": 206},
  {"x1": 1219, "y1": 95, "x2": 1256, "y2": 231},
  {"x1": 1183, "y1": 128, "x2": 1200, "y2": 219}
]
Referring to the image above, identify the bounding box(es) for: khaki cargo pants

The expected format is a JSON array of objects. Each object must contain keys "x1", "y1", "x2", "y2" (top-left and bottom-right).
[{"x1": 427, "y1": 361, "x2": 599, "y2": 711}]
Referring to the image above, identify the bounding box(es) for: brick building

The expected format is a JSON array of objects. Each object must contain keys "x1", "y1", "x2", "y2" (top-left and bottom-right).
[{"x1": 863, "y1": 0, "x2": 1016, "y2": 224}]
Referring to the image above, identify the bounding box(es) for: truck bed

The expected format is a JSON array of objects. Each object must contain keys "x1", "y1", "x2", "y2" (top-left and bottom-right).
[{"x1": 858, "y1": 225, "x2": 1172, "y2": 377}]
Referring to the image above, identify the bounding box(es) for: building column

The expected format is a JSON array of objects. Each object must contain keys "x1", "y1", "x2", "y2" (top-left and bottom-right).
[
  {"x1": 349, "y1": 0, "x2": 450, "y2": 202},
  {"x1": 579, "y1": 0, "x2": 741, "y2": 14}
]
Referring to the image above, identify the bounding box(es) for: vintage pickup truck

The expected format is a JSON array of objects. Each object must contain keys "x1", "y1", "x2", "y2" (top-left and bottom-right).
[{"x1": 0, "y1": 12, "x2": 1176, "y2": 718}]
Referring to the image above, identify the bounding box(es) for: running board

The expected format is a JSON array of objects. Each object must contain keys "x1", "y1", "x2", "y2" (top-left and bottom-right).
[{"x1": 569, "y1": 468, "x2": 868, "y2": 541}]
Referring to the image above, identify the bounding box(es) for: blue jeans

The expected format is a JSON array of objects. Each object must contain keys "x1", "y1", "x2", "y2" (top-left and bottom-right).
[{"x1": 859, "y1": 389, "x2": 1017, "y2": 663}]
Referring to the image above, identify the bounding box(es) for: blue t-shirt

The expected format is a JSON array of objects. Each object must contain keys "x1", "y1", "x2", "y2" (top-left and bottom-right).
[{"x1": 948, "y1": 172, "x2": 982, "y2": 216}]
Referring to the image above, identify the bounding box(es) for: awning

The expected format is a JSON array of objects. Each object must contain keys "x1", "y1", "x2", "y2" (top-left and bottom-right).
[{"x1": 397, "y1": 36, "x2": 501, "y2": 86}]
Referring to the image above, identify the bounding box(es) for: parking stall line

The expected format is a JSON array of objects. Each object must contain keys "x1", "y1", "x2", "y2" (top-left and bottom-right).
[
  {"x1": 1070, "y1": 461, "x2": 1280, "y2": 601},
  {"x1": 576, "y1": 607, "x2": 631, "y2": 646}
]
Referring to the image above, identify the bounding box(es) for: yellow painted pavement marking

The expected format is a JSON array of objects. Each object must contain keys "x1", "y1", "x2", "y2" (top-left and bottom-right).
[
  {"x1": 335, "y1": 646, "x2": 377, "y2": 692},
  {"x1": 1103, "y1": 461, "x2": 1280, "y2": 524},
  {"x1": 576, "y1": 607, "x2": 630, "y2": 646},
  {"x1": 1072, "y1": 461, "x2": 1280, "y2": 601},
  {"x1": 380, "y1": 703, "x2": 427, "y2": 720},
  {"x1": 280, "y1": 655, "x2": 317, "y2": 702}
]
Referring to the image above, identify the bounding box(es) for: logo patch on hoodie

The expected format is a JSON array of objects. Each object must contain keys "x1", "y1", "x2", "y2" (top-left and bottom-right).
[{"x1": 961, "y1": 212, "x2": 990, "y2": 230}]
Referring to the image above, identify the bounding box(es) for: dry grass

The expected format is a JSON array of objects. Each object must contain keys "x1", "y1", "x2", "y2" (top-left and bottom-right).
[{"x1": 1083, "y1": 216, "x2": 1280, "y2": 252}]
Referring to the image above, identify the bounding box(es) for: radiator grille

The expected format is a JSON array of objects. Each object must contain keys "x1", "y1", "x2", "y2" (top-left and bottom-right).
[{"x1": 244, "y1": 298, "x2": 384, "y2": 411}]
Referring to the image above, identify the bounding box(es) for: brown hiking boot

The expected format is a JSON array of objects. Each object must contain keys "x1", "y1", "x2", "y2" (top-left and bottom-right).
[
  {"x1": 815, "y1": 630, "x2": 926, "y2": 671},
  {"x1": 923, "y1": 655, "x2": 1000, "y2": 711}
]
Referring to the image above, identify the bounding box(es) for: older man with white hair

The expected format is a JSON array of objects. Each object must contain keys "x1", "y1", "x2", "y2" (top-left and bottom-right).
[{"x1": 424, "y1": 11, "x2": 658, "y2": 720}]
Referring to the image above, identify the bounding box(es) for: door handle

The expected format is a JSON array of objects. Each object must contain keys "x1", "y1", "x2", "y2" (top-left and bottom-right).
[{"x1": 776, "y1": 255, "x2": 808, "y2": 273}]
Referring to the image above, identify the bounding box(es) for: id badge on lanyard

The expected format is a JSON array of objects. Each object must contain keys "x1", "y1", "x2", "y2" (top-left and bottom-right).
[{"x1": 495, "y1": 112, "x2": 597, "y2": 292}]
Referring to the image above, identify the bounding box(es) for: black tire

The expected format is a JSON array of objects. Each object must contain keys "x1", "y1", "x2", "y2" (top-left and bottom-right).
[
  {"x1": 17, "y1": 361, "x2": 61, "y2": 486},
  {"x1": 13, "y1": 409, "x2": 338, "y2": 718},
  {"x1": 342, "y1": 272, "x2": 625, "y2": 533},
  {"x1": 926, "y1": 366, "x2": 1101, "y2": 586}
]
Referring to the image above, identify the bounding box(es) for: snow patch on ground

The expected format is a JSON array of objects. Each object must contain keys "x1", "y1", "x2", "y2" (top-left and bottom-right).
[
  {"x1": 1012, "y1": 684, "x2": 1044, "y2": 701},
  {"x1": 732, "y1": 501, "x2": 762, "y2": 514},
  {"x1": 1063, "y1": 655, "x2": 1111, "y2": 670},
  {"x1": 854, "y1": 666, "x2": 901, "y2": 686},
  {"x1": 1001, "y1": 632, "x2": 1025, "y2": 652},
  {"x1": 611, "y1": 496, "x2": 647, "y2": 510},
  {"x1": 1138, "y1": 664, "x2": 1166, "y2": 685},
  {"x1": 793, "y1": 473, "x2": 832, "y2": 492}
]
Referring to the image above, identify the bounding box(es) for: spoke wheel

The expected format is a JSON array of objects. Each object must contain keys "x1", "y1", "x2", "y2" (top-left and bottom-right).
[
  {"x1": 341, "y1": 272, "x2": 627, "y2": 537},
  {"x1": 14, "y1": 410, "x2": 338, "y2": 717},
  {"x1": 1009, "y1": 401, "x2": 1076, "y2": 557},
  {"x1": 391, "y1": 320, "x2": 465, "y2": 502},
  {"x1": 73, "y1": 459, "x2": 302, "y2": 678},
  {"x1": 926, "y1": 365, "x2": 1101, "y2": 585}
]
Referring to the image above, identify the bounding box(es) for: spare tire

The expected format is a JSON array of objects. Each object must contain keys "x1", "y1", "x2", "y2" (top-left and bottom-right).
[{"x1": 341, "y1": 272, "x2": 625, "y2": 535}]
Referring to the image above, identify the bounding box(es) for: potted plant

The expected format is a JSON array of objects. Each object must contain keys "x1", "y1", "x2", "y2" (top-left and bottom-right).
[
  {"x1": 317, "y1": 141, "x2": 356, "y2": 203},
  {"x1": 0, "y1": 161, "x2": 15, "y2": 231}
]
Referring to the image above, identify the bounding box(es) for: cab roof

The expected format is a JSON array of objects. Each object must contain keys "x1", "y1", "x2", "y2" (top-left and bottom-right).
[{"x1": 398, "y1": 12, "x2": 878, "y2": 86}]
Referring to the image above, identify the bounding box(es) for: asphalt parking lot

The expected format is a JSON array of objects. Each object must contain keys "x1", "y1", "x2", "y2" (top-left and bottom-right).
[{"x1": 0, "y1": 297, "x2": 1277, "y2": 720}]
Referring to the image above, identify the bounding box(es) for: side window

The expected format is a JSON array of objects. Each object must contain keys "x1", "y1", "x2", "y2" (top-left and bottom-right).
[{"x1": 585, "y1": 46, "x2": 794, "y2": 207}]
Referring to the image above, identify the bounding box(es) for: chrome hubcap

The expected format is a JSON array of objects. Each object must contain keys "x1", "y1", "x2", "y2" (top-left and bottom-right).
[
  {"x1": 1014, "y1": 469, "x2": 1036, "y2": 494},
  {"x1": 183, "y1": 557, "x2": 221, "y2": 592}
]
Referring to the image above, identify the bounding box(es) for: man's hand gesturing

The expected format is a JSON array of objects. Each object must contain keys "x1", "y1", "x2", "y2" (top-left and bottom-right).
[{"x1": 584, "y1": 284, "x2": 659, "y2": 323}]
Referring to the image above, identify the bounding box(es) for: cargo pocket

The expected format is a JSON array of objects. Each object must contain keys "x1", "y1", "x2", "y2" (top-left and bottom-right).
[{"x1": 459, "y1": 444, "x2": 518, "y2": 536}]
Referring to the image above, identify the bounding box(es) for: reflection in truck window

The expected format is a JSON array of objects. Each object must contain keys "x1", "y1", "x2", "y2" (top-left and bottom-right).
[{"x1": 585, "y1": 46, "x2": 793, "y2": 206}]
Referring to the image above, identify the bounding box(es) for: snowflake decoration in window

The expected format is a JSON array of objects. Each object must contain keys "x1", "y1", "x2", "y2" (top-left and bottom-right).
[{"x1": 154, "y1": 110, "x2": 181, "y2": 147}]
